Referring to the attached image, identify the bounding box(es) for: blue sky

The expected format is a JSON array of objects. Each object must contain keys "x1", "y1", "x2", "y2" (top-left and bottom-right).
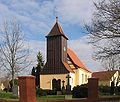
[{"x1": 0, "y1": 0, "x2": 102, "y2": 74}]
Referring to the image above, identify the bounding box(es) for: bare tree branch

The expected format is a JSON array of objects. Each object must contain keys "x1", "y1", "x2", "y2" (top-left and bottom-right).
[
  {"x1": 0, "y1": 19, "x2": 31, "y2": 87},
  {"x1": 85, "y1": 0, "x2": 120, "y2": 85}
]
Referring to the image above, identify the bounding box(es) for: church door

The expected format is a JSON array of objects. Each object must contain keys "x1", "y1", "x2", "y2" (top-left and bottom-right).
[
  {"x1": 57, "y1": 79, "x2": 61, "y2": 91},
  {"x1": 52, "y1": 79, "x2": 57, "y2": 91},
  {"x1": 52, "y1": 79, "x2": 61, "y2": 91}
]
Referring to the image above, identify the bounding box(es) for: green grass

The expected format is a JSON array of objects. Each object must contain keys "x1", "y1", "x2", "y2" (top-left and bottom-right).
[
  {"x1": 0, "y1": 92, "x2": 65, "y2": 102},
  {"x1": 37, "y1": 95, "x2": 65, "y2": 102},
  {"x1": 36, "y1": 95, "x2": 86, "y2": 102},
  {"x1": 0, "y1": 91, "x2": 18, "y2": 99}
]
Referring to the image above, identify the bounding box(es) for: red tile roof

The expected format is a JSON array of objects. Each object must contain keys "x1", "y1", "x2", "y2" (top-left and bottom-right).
[
  {"x1": 47, "y1": 21, "x2": 68, "y2": 39},
  {"x1": 92, "y1": 70, "x2": 117, "y2": 81},
  {"x1": 67, "y1": 48, "x2": 91, "y2": 73}
]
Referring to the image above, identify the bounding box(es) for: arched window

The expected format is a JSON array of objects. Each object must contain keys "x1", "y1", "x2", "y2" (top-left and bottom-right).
[
  {"x1": 57, "y1": 79, "x2": 61, "y2": 91},
  {"x1": 52, "y1": 79, "x2": 61, "y2": 91},
  {"x1": 52, "y1": 78, "x2": 57, "y2": 90}
]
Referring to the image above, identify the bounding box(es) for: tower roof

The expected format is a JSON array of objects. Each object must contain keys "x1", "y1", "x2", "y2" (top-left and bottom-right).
[{"x1": 47, "y1": 17, "x2": 68, "y2": 39}]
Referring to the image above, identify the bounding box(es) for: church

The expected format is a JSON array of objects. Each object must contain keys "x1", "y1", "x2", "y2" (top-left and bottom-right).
[{"x1": 40, "y1": 17, "x2": 92, "y2": 90}]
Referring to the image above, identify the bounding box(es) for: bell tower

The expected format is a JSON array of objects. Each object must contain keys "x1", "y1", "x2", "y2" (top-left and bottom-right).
[
  {"x1": 46, "y1": 17, "x2": 68, "y2": 63},
  {"x1": 41, "y1": 17, "x2": 69, "y2": 74}
]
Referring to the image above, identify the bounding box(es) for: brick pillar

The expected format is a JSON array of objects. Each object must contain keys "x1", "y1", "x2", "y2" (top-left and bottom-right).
[
  {"x1": 18, "y1": 76, "x2": 36, "y2": 102},
  {"x1": 88, "y1": 78, "x2": 99, "y2": 101}
]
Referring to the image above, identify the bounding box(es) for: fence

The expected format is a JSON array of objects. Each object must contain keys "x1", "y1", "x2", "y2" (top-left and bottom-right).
[
  {"x1": 98, "y1": 96, "x2": 120, "y2": 102},
  {"x1": 18, "y1": 76, "x2": 120, "y2": 102}
]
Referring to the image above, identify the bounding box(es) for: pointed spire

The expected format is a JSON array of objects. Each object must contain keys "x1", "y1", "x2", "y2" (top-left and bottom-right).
[{"x1": 47, "y1": 17, "x2": 68, "y2": 40}]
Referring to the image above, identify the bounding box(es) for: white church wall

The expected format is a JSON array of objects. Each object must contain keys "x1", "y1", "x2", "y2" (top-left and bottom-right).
[
  {"x1": 40, "y1": 74, "x2": 68, "y2": 89},
  {"x1": 40, "y1": 70, "x2": 92, "y2": 90},
  {"x1": 69, "y1": 72, "x2": 75, "y2": 89},
  {"x1": 78, "y1": 68, "x2": 92, "y2": 85}
]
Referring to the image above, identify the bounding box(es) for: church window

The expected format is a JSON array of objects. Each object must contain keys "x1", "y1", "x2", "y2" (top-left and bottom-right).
[
  {"x1": 52, "y1": 79, "x2": 61, "y2": 91},
  {"x1": 68, "y1": 61, "x2": 71, "y2": 63},
  {"x1": 82, "y1": 74, "x2": 84, "y2": 83},
  {"x1": 85, "y1": 75, "x2": 87, "y2": 82},
  {"x1": 70, "y1": 65, "x2": 75, "y2": 68}
]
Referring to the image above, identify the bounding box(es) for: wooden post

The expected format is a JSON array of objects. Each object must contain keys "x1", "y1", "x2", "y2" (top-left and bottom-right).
[{"x1": 18, "y1": 76, "x2": 36, "y2": 102}]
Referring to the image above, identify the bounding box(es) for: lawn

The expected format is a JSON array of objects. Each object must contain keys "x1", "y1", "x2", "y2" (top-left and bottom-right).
[
  {"x1": 0, "y1": 92, "x2": 18, "y2": 99},
  {"x1": 0, "y1": 92, "x2": 65, "y2": 102},
  {"x1": 37, "y1": 95, "x2": 65, "y2": 102}
]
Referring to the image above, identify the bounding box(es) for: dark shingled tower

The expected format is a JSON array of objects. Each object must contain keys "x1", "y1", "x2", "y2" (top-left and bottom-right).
[
  {"x1": 41, "y1": 17, "x2": 91, "y2": 75},
  {"x1": 41, "y1": 17, "x2": 73, "y2": 74}
]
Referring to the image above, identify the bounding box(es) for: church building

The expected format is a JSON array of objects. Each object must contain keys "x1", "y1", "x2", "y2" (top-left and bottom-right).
[{"x1": 40, "y1": 17, "x2": 92, "y2": 90}]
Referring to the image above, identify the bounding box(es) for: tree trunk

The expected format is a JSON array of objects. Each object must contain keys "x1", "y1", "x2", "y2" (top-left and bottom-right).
[{"x1": 12, "y1": 67, "x2": 15, "y2": 91}]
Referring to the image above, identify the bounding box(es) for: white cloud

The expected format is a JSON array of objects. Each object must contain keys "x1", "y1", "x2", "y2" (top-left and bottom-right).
[
  {"x1": 0, "y1": 0, "x2": 98, "y2": 37},
  {"x1": 0, "y1": 0, "x2": 55, "y2": 36},
  {"x1": 56, "y1": 0, "x2": 95, "y2": 25}
]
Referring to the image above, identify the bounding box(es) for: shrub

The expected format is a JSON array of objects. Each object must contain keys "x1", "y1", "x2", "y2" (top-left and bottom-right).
[
  {"x1": 43, "y1": 89, "x2": 56, "y2": 95},
  {"x1": 99, "y1": 85, "x2": 111, "y2": 95},
  {"x1": 36, "y1": 88, "x2": 56, "y2": 96},
  {"x1": 110, "y1": 81, "x2": 115, "y2": 95},
  {"x1": 61, "y1": 88, "x2": 66, "y2": 95},
  {"x1": 115, "y1": 86, "x2": 120, "y2": 95},
  {"x1": 36, "y1": 88, "x2": 46, "y2": 96},
  {"x1": 72, "y1": 84, "x2": 88, "y2": 98}
]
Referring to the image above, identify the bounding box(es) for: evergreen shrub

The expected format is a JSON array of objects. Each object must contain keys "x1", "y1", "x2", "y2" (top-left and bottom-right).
[
  {"x1": 115, "y1": 86, "x2": 120, "y2": 95},
  {"x1": 99, "y1": 85, "x2": 111, "y2": 95},
  {"x1": 36, "y1": 88, "x2": 56, "y2": 96},
  {"x1": 72, "y1": 84, "x2": 88, "y2": 98}
]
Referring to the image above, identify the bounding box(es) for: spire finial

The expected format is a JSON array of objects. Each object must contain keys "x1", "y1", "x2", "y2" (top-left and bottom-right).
[{"x1": 56, "y1": 16, "x2": 58, "y2": 22}]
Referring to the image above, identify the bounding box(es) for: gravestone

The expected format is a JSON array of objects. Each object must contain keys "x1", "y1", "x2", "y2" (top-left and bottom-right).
[
  {"x1": 62, "y1": 80, "x2": 65, "y2": 90},
  {"x1": 66, "y1": 74, "x2": 71, "y2": 94},
  {"x1": 62, "y1": 80, "x2": 66, "y2": 95},
  {"x1": 12, "y1": 85, "x2": 19, "y2": 96},
  {"x1": 65, "y1": 74, "x2": 72, "y2": 99}
]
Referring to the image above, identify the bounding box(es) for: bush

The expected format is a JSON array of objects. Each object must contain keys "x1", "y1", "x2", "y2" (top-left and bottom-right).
[
  {"x1": 36, "y1": 88, "x2": 47, "y2": 96},
  {"x1": 115, "y1": 86, "x2": 120, "y2": 95},
  {"x1": 43, "y1": 89, "x2": 56, "y2": 95},
  {"x1": 36, "y1": 88, "x2": 56, "y2": 96},
  {"x1": 72, "y1": 84, "x2": 88, "y2": 98},
  {"x1": 99, "y1": 85, "x2": 111, "y2": 95}
]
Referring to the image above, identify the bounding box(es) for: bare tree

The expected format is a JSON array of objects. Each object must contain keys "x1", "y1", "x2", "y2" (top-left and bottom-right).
[
  {"x1": 0, "y1": 19, "x2": 30, "y2": 88},
  {"x1": 85, "y1": 0, "x2": 120, "y2": 86},
  {"x1": 85, "y1": 0, "x2": 120, "y2": 67},
  {"x1": 86, "y1": 0, "x2": 120, "y2": 60}
]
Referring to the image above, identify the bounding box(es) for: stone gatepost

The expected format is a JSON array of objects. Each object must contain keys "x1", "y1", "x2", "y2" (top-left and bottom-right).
[
  {"x1": 88, "y1": 78, "x2": 99, "y2": 102},
  {"x1": 18, "y1": 76, "x2": 36, "y2": 102}
]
